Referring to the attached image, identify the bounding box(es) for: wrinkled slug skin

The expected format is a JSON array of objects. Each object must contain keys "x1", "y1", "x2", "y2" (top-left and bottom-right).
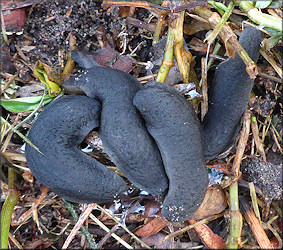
[
  {"x1": 134, "y1": 82, "x2": 208, "y2": 222},
  {"x1": 63, "y1": 67, "x2": 168, "y2": 195},
  {"x1": 202, "y1": 27, "x2": 262, "y2": 160},
  {"x1": 25, "y1": 96, "x2": 127, "y2": 203}
]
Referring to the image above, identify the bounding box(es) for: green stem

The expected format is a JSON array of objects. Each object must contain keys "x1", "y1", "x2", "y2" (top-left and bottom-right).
[
  {"x1": 207, "y1": 1, "x2": 227, "y2": 15},
  {"x1": 227, "y1": 182, "x2": 242, "y2": 249},
  {"x1": 1, "y1": 167, "x2": 19, "y2": 249},
  {"x1": 235, "y1": 1, "x2": 282, "y2": 32},
  {"x1": 205, "y1": 1, "x2": 235, "y2": 44},
  {"x1": 156, "y1": 26, "x2": 174, "y2": 83},
  {"x1": 207, "y1": 42, "x2": 222, "y2": 70}
]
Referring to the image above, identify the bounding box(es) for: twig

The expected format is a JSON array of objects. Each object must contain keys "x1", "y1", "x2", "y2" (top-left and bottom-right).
[
  {"x1": 8, "y1": 232, "x2": 23, "y2": 249},
  {"x1": 102, "y1": 0, "x2": 156, "y2": 12},
  {"x1": 251, "y1": 116, "x2": 267, "y2": 162},
  {"x1": 96, "y1": 204, "x2": 151, "y2": 249},
  {"x1": 263, "y1": 221, "x2": 282, "y2": 249},
  {"x1": 227, "y1": 110, "x2": 251, "y2": 249},
  {"x1": 271, "y1": 127, "x2": 283, "y2": 154},
  {"x1": 201, "y1": 57, "x2": 208, "y2": 120},
  {"x1": 15, "y1": 186, "x2": 50, "y2": 225},
  {"x1": 163, "y1": 212, "x2": 225, "y2": 243},
  {"x1": 192, "y1": 6, "x2": 259, "y2": 79},
  {"x1": 137, "y1": 73, "x2": 157, "y2": 83},
  {"x1": 96, "y1": 224, "x2": 119, "y2": 249},
  {"x1": 258, "y1": 72, "x2": 282, "y2": 83},
  {"x1": 89, "y1": 213, "x2": 132, "y2": 249},
  {"x1": 0, "y1": 9, "x2": 8, "y2": 43},
  {"x1": 63, "y1": 199, "x2": 97, "y2": 249},
  {"x1": 231, "y1": 111, "x2": 251, "y2": 176},
  {"x1": 239, "y1": 197, "x2": 273, "y2": 249},
  {"x1": 260, "y1": 49, "x2": 282, "y2": 78},
  {"x1": 62, "y1": 203, "x2": 97, "y2": 249},
  {"x1": 248, "y1": 182, "x2": 261, "y2": 221},
  {"x1": 207, "y1": 42, "x2": 222, "y2": 70},
  {"x1": 1, "y1": 117, "x2": 42, "y2": 154},
  {"x1": 205, "y1": 1, "x2": 236, "y2": 45}
]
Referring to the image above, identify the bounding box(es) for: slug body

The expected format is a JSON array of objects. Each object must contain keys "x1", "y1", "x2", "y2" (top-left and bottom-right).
[
  {"x1": 202, "y1": 27, "x2": 262, "y2": 159},
  {"x1": 134, "y1": 82, "x2": 208, "y2": 222},
  {"x1": 63, "y1": 66, "x2": 168, "y2": 195},
  {"x1": 25, "y1": 95, "x2": 127, "y2": 203},
  {"x1": 25, "y1": 27, "x2": 262, "y2": 222}
]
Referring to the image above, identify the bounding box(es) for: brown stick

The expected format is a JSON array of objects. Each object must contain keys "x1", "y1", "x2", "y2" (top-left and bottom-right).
[
  {"x1": 251, "y1": 117, "x2": 267, "y2": 162},
  {"x1": 15, "y1": 186, "x2": 49, "y2": 225},
  {"x1": 231, "y1": 111, "x2": 251, "y2": 177},
  {"x1": 239, "y1": 197, "x2": 273, "y2": 249},
  {"x1": 62, "y1": 203, "x2": 97, "y2": 249}
]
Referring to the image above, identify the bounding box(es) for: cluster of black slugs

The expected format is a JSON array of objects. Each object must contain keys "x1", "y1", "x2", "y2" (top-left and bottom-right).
[{"x1": 25, "y1": 27, "x2": 261, "y2": 222}]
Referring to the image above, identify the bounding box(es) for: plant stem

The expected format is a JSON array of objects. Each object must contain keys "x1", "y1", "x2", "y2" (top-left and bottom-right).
[
  {"x1": 205, "y1": 1, "x2": 235, "y2": 45},
  {"x1": 153, "y1": 10, "x2": 167, "y2": 45},
  {"x1": 208, "y1": 1, "x2": 226, "y2": 15},
  {"x1": 235, "y1": 1, "x2": 282, "y2": 32},
  {"x1": 1, "y1": 167, "x2": 19, "y2": 249},
  {"x1": 228, "y1": 182, "x2": 242, "y2": 249},
  {"x1": 156, "y1": 26, "x2": 174, "y2": 83}
]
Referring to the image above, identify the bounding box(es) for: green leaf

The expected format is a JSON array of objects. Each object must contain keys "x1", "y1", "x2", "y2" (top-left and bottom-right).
[
  {"x1": 255, "y1": 1, "x2": 272, "y2": 9},
  {"x1": 1, "y1": 95, "x2": 54, "y2": 113}
]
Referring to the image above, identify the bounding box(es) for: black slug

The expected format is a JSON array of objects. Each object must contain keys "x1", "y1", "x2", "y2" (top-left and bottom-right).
[
  {"x1": 133, "y1": 82, "x2": 208, "y2": 222},
  {"x1": 25, "y1": 95, "x2": 128, "y2": 203},
  {"x1": 25, "y1": 27, "x2": 262, "y2": 222},
  {"x1": 202, "y1": 27, "x2": 262, "y2": 160},
  {"x1": 62, "y1": 66, "x2": 168, "y2": 195}
]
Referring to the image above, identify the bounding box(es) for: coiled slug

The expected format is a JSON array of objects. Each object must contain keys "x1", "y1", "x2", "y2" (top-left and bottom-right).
[
  {"x1": 62, "y1": 66, "x2": 169, "y2": 195},
  {"x1": 25, "y1": 27, "x2": 262, "y2": 222}
]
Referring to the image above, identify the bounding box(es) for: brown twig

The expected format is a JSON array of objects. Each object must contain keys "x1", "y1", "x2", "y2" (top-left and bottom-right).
[
  {"x1": 96, "y1": 224, "x2": 119, "y2": 248},
  {"x1": 231, "y1": 111, "x2": 251, "y2": 177},
  {"x1": 163, "y1": 212, "x2": 225, "y2": 243},
  {"x1": 15, "y1": 186, "x2": 49, "y2": 225},
  {"x1": 102, "y1": 0, "x2": 156, "y2": 12},
  {"x1": 192, "y1": 6, "x2": 259, "y2": 79},
  {"x1": 258, "y1": 72, "x2": 282, "y2": 84},
  {"x1": 62, "y1": 203, "x2": 97, "y2": 249},
  {"x1": 251, "y1": 116, "x2": 267, "y2": 162},
  {"x1": 239, "y1": 197, "x2": 273, "y2": 249},
  {"x1": 201, "y1": 57, "x2": 208, "y2": 120}
]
